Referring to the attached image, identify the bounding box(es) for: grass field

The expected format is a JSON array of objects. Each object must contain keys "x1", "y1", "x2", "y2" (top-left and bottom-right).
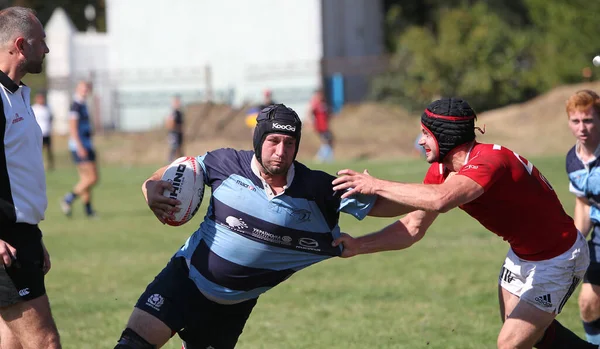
[{"x1": 39, "y1": 154, "x2": 583, "y2": 349}]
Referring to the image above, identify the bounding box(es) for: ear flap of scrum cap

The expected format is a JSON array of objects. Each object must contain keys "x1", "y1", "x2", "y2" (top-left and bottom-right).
[{"x1": 253, "y1": 104, "x2": 302, "y2": 164}]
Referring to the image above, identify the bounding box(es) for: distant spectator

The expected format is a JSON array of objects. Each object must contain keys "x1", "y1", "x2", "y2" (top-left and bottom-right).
[
  {"x1": 308, "y1": 88, "x2": 334, "y2": 163},
  {"x1": 31, "y1": 91, "x2": 54, "y2": 170},
  {"x1": 61, "y1": 80, "x2": 99, "y2": 219},
  {"x1": 258, "y1": 89, "x2": 276, "y2": 110},
  {"x1": 166, "y1": 94, "x2": 184, "y2": 163}
]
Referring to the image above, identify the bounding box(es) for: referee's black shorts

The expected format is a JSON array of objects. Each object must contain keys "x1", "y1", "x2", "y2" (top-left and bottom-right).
[{"x1": 0, "y1": 223, "x2": 45, "y2": 306}]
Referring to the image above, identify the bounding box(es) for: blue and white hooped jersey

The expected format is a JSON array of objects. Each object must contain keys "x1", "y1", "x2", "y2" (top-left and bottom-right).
[
  {"x1": 566, "y1": 144, "x2": 600, "y2": 244},
  {"x1": 175, "y1": 148, "x2": 376, "y2": 302}
]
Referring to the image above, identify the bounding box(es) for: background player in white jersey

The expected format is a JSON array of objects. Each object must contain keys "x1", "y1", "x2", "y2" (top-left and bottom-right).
[
  {"x1": 0, "y1": 6, "x2": 60, "y2": 349},
  {"x1": 114, "y1": 104, "x2": 398, "y2": 349},
  {"x1": 566, "y1": 90, "x2": 600, "y2": 344},
  {"x1": 31, "y1": 91, "x2": 53, "y2": 171},
  {"x1": 333, "y1": 98, "x2": 597, "y2": 348}
]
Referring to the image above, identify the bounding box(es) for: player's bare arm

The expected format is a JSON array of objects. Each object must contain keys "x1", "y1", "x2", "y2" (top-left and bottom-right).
[
  {"x1": 333, "y1": 170, "x2": 484, "y2": 213},
  {"x1": 69, "y1": 117, "x2": 87, "y2": 158},
  {"x1": 142, "y1": 165, "x2": 181, "y2": 224},
  {"x1": 574, "y1": 196, "x2": 593, "y2": 237},
  {"x1": 333, "y1": 209, "x2": 439, "y2": 257},
  {"x1": 367, "y1": 196, "x2": 416, "y2": 217}
]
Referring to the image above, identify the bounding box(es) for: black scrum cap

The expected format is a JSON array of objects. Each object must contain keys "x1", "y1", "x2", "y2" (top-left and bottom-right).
[
  {"x1": 253, "y1": 104, "x2": 302, "y2": 164},
  {"x1": 421, "y1": 98, "x2": 477, "y2": 162}
]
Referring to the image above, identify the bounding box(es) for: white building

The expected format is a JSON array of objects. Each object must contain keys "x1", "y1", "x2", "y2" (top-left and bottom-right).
[{"x1": 45, "y1": 0, "x2": 385, "y2": 133}]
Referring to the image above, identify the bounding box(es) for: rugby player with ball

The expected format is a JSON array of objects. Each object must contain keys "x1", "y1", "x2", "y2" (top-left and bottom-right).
[{"x1": 114, "y1": 104, "x2": 401, "y2": 349}]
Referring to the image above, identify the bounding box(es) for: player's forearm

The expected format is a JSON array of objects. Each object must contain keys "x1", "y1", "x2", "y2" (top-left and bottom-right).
[
  {"x1": 368, "y1": 196, "x2": 416, "y2": 217},
  {"x1": 374, "y1": 180, "x2": 446, "y2": 212},
  {"x1": 354, "y1": 219, "x2": 422, "y2": 255}
]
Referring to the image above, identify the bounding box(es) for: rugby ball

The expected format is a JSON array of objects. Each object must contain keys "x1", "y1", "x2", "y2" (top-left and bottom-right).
[{"x1": 161, "y1": 156, "x2": 205, "y2": 226}]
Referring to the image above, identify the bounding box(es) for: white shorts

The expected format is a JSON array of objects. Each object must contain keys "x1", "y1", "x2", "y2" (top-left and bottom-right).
[{"x1": 498, "y1": 232, "x2": 590, "y2": 314}]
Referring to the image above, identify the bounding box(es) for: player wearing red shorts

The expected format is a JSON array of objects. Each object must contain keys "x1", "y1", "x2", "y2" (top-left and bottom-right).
[{"x1": 332, "y1": 98, "x2": 598, "y2": 348}]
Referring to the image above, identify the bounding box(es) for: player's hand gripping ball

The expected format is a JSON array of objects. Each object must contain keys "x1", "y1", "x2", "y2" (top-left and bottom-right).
[{"x1": 160, "y1": 156, "x2": 205, "y2": 226}]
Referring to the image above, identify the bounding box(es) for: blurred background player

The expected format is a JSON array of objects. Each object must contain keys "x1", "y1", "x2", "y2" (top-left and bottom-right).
[
  {"x1": 245, "y1": 89, "x2": 277, "y2": 135},
  {"x1": 61, "y1": 81, "x2": 99, "y2": 218},
  {"x1": 566, "y1": 90, "x2": 600, "y2": 344},
  {"x1": 31, "y1": 90, "x2": 54, "y2": 171},
  {"x1": 258, "y1": 88, "x2": 276, "y2": 110},
  {"x1": 307, "y1": 88, "x2": 334, "y2": 163},
  {"x1": 165, "y1": 94, "x2": 184, "y2": 163}
]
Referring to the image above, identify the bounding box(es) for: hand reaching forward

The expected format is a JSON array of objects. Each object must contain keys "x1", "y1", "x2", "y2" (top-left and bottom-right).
[
  {"x1": 331, "y1": 233, "x2": 360, "y2": 258},
  {"x1": 332, "y1": 169, "x2": 379, "y2": 199},
  {"x1": 143, "y1": 180, "x2": 181, "y2": 224}
]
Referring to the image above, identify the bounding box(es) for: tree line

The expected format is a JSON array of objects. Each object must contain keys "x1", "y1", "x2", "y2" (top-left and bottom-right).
[{"x1": 373, "y1": 0, "x2": 600, "y2": 112}]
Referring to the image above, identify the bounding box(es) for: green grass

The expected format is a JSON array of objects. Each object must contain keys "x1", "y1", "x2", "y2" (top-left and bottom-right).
[{"x1": 40, "y1": 154, "x2": 581, "y2": 348}]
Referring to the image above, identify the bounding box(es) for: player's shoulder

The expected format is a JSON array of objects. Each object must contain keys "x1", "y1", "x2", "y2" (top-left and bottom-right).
[
  {"x1": 294, "y1": 161, "x2": 335, "y2": 183},
  {"x1": 566, "y1": 145, "x2": 584, "y2": 173},
  {"x1": 202, "y1": 148, "x2": 252, "y2": 168},
  {"x1": 291, "y1": 161, "x2": 337, "y2": 197}
]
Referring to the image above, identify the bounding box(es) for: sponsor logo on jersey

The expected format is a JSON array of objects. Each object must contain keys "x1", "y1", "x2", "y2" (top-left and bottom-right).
[
  {"x1": 12, "y1": 113, "x2": 23, "y2": 124},
  {"x1": 225, "y1": 216, "x2": 248, "y2": 230},
  {"x1": 235, "y1": 179, "x2": 256, "y2": 191},
  {"x1": 299, "y1": 238, "x2": 319, "y2": 248}
]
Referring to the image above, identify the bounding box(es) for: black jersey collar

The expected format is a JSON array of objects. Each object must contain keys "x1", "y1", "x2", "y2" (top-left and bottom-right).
[{"x1": 0, "y1": 70, "x2": 21, "y2": 94}]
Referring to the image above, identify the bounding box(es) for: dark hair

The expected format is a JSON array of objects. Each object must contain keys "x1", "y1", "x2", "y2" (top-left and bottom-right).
[{"x1": 0, "y1": 7, "x2": 38, "y2": 46}]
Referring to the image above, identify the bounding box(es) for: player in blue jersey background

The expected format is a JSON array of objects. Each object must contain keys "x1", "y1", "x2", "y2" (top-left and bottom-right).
[
  {"x1": 114, "y1": 104, "x2": 400, "y2": 349},
  {"x1": 566, "y1": 90, "x2": 600, "y2": 344}
]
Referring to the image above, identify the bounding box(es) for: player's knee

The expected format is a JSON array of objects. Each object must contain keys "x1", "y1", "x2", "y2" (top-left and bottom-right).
[
  {"x1": 579, "y1": 293, "x2": 600, "y2": 321},
  {"x1": 115, "y1": 328, "x2": 157, "y2": 349}
]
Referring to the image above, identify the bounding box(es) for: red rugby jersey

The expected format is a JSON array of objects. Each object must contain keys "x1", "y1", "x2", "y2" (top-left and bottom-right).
[{"x1": 423, "y1": 143, "x2": 577, "y2": 261}]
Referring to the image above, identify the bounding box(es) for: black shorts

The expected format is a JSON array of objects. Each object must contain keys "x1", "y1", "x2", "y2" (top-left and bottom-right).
[
  {"x1": 168, "y1": 133, "x2": 183, "y2": 149},
  {"x1": 134, "y1": 257, "x2": 257, "y2": 349},
  {"x1": 71, "y1": 148, "x2": 96, "y2": 164},
  {"x1": 0, "y1": 224, "x2": 45, "y2": 307},
  {"x1": 42, "y1": 136, "x2": 51, "y2": 147}
]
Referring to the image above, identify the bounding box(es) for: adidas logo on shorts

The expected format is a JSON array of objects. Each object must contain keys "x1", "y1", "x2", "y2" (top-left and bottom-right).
[{"x1": 534, "y1": 294, "x2": 553, "y2": 307}]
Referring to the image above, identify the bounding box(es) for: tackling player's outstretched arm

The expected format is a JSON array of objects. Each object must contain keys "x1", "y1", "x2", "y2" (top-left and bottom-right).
[
  {"x1": 333, "y1": 209, "x2": 439, "y2": 257},
  {"x1": 333, "y1": 169, "x2": 484, "y2": 213},
  {"x1": 574, "y1": 196, "x2": 593, "y2": 237}
]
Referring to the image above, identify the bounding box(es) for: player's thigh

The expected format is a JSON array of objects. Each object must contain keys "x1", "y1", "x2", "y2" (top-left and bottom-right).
[
  {"x1": 179, "y1": 297, "x2": 257, "y2": 349},
  {"x1": 0, "y1": 316, "x2": 22, "y2": 349},
  {"x1": 498, "y1": 300, "x2": 555, "y2": 349},
  {"x1": 125, "y1": 308, "x2": 172, "y2": 348},
  {"x1": 0, "y1": 295, "x2": 60, "y2": 349},
  {"x1": 498, "y1": 285, "x2": 520, "y2": 322}
]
